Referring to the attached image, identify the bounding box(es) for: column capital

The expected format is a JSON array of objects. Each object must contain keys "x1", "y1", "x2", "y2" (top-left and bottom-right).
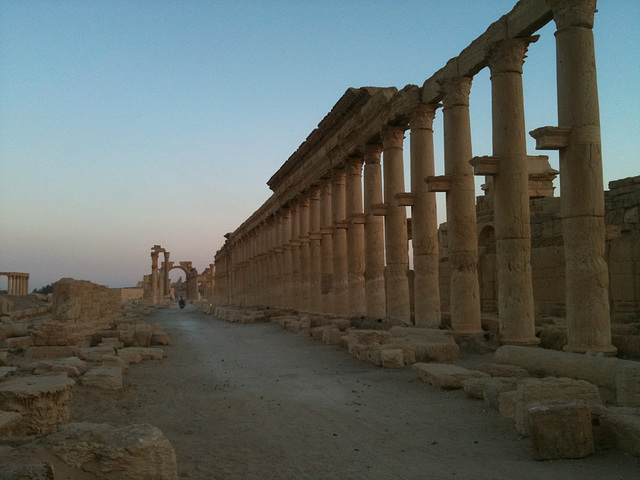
[
  {"x1": 381, "y1": 125, "x2": 405, "y2": 150},
  {"x1": 331, "y1": 167, "x2": 346, "y2": 185},
  {"x1": 345, "y1": 156, "x2": 364, "y2": 174},
  {"x1": 546, "y1": 0, "x2": 597, "y2": 30},
  {"x1": 410, "y1": 103, "x2": 439, "y2": 130},
  {"x1": 307, "y1": 184, "x2": 321, "y2": 200},
  {"x1": 363, "y1": 143, "x2": 382, "y2": 164},
  {"x1": 437, "y1": 77, "x2": 472, "y2": 108},
  {"x1": 486, "y1": 36, "x2": 539, "y2": 75}
]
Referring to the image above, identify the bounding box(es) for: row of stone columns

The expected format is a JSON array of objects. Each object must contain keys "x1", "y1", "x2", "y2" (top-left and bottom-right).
[
  {"x1": 213, "y1": 0, "x2": 614, "y2": 354},
  {"x1": 1, "y1": 272, "x2": 30, "y2": 295}
]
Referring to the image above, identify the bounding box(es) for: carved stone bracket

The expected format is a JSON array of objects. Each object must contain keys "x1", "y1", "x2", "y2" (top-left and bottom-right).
[
  {"x1": 395, "y1": 192, "x2": 415, "y2": 206},
  {"x1": 530, "y1": 126, "x2": 572, "y2": 150}
]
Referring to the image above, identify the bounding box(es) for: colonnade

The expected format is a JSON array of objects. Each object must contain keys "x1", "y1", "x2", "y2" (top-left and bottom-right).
[
  {"x1": 0, "y1": 272, "x2": 30, "y2": 295},
  {"x1": 213, "y1": 0, "x2": 615, "y2": 354}
]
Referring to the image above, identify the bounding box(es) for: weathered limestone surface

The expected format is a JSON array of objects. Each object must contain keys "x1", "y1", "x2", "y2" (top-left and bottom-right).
[
  {"x1": 0, "y1": 409, "x2": 22, "y2": 436},
  {"x1": 0, "y1": 423, "x2": 178, "y2": 480},
  {"x1": 79, "y1": 366, "x2": 123, "y2": 390},
  {"x1": 413, "y1": 363, "x2": 489, "y2": 390},
  {"x1": 593, "y1": 407, "x2": 640, "y2": 456},
  {"x1": 528, "y1": 399, "x2": 594, "y2": 460},
  {"x1": 0, "y1": 374, "x2": 75, "y2": 436},
  {"x1": 512, "y1": 377, "x2": 601, "y2": 436},
  {"x1": 32, "y1": 357, "x2": 87, "y2": 377}
]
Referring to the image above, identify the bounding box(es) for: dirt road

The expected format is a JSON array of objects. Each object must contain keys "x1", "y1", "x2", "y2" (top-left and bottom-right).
[{"x1": 71, "y1": 304, "x2": 639, "y2": 479}]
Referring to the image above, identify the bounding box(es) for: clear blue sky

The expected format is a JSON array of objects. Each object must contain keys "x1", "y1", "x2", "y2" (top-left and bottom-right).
[{"x1": 1, "y1": 0, "x2": 638, "y2": 290}]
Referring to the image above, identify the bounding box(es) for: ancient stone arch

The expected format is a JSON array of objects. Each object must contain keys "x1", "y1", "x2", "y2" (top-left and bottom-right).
[
  {"x1": 142, "y1": 246, "x2": 204, "y2": 304},
  {"x1": 0, "y1": 272, "x2": 30, "y2": 295}
]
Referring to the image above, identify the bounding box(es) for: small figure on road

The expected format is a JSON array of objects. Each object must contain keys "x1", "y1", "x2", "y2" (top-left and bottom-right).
[{"x1": 179, "y1": 297, "x2": 186, "y2": 309}]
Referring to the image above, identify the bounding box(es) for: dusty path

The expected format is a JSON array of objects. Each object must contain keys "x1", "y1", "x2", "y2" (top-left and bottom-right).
[{"x1": 72, "y1": 305, "x2": 639, "y2": 479}]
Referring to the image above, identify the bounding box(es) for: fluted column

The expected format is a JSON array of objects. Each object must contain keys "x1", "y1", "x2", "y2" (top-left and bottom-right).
[
  {"x1": 439, "y1": 77, "x2": 482, "y2": 337},
  {"x1": 151, "y1": 250, "x2": 159, "y2": 305},
  {"x1": 411, "y1": 104, "x2": 441, "y2": 327},
  {"x1": 299, "y1": 195, "x2": 311, "y2": 313},
  {"x1": 290, "y1": 201, "x2": 301, "y2": 311},
  {"x1": 363, "y1": 143, "x2": 386, "y2": 319},
  {"x1": 382, "y1": 126, "x2": 411, "y2": 324},
  {"x1": 346, "y1": 157, "x2": 366, "y2": 318},
  {"x1": 308, "y1": 185, "x2": 323, "y2": 315},
  {"x1": 332, "y1": 168, "x2": 349, "y2": 317},
  {"x1": 274, "y1": 213, "x2": 284, "y2": 308},
  {"x1": 547, "y1": 0, "x2": 614, "y2": 354},
  {"x1": 163, "y1": 251, "x2": 170, "y2": 299},
  {"x1": 319, "y1": 177, "x2": 334, "y2": 315},
  {"x1": 486, "y1": 37, "x2": 539, "y2": 346}
]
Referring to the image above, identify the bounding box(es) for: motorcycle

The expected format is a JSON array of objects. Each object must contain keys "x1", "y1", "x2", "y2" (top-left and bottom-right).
[{"x1": 179, "y1": 299, "x2": 186, "y2": 309}]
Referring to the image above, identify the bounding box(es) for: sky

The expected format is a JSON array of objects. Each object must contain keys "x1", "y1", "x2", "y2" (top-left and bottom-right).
[{"x1": 1, "y1": 0, "x2": 638, "y2": 291}]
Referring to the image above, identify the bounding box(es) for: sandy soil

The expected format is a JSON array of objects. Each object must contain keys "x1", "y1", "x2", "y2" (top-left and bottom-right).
[{"x1": 68, "y1": 304, "x2": 639, "y2": 479}]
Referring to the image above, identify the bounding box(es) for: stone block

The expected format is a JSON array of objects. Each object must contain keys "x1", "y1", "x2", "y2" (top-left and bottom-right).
[
  {"x1": 33, "y1": 357, "x2": 87, "y2": 378},
  {"x1": 514, "y1": 377, "x2": 602, "y2": 436},
  {"x1": 330, "y1": 318, "x2": 351, "y2": 331},
  {"x1": 323, "y1": 327, "x2": 343, "y2": 346},
  {"x1": 484, "y1": 377, "x2": 519, "y2": 409},
  {"x1": 461, "y1": 378, "x2": 486, "y2": 399},
  {"x1": 24, "y1": 346, "x2": 78, "y2": 359},
  {"x1": 499, "y1": 390, "x2": 518, "y2": 420},
  {"x1": 0, "y1": 409, "x2": 21, "y2": 436},
  {"x1": 612, "y1": 334, "x2": 640, "y2": 359},
  {"x1": 0, "y1": 366, "x2": 17, "y2": 379},
  {"x1": 78, "y1": 346, "x2": 116, "y2": 362},
  {"x1": 347, "y1": 330, "x2": 392, "y2": 353},
  {"x1": 79, "y1": 366, "x2": 123, "y2": 390},
  {"x1": 380, "y1": 342, "x2": 415, "y2": 364},
  {"x1": 4, "y1": 336, "x2": 31, "y2": 350},
  {"x1": 102, "y1": 355, "x2": 127, "y2": 371},
  {"x1": 118, "y1": 347, "x2": 163, "y2": 362},
  {"x1": 413, "y1": 363, "x2": 489, "y2": 390},
  {"x1": 0, "y1": 374, "x2": 75, "y2": 436},
  {"x1": 474, "y1": 363, "x2": 529, "y2": 378},
  {"x1": 616, "y1": 365, "x2": 640, "y2": 407},
  {"x1": 310, "y1": 326, "x2": 325, "y2": 340},
  {"x1": 528, "y1": 400, "x2": 594, "y2": 460},
  {"x1": 298, "y1": 316, "x2": 311, "y2": 333},
  {"x1": 351, "y1": 343, "x2": 382, "y2": 366},
  {"x1": 151, "y1": 332, "x2": 171, "y2": 346},
  {"x1": 380, "y1": 349, "x2": 404, "y2": 369},
  {"x1": 538, "y1": 324, "x2": 567, "y2": 350},
  {"x1": 411, "y1": 340, "x2": 459, "y2": 362},
  {"x1": 596, "y1": 407, "x2": 640, "y2": 456}
]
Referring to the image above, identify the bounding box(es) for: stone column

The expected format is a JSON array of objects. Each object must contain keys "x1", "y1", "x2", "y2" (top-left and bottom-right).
[
  {"x1": 382, "y1": 126, "x2": 411, "y2": 324},
  {"x1": 7, "y1": 275, "x2": 13, "y2": 295},
  {"x1": 308, "y1": 185, "x2": 323, "y2": 315},
  {"x1": 281, "y1": 207, "x2": 293, "y2": 310},
  {"x1": 150, "y1": 249, "x2": 159, "y2": 305},
  {"x1": 346, "y1": 156, "x2": 366, "y2": 318},
  {"x1": 410, "y1": 104, "x2": 441, "y2": 327},
  {"x1": 274, "y1": 213, "x2": 284, "y2": 309},
  {"x1": 163, "y1": 251, "x2": 170, "y2": 299},
  {"x1": 299, "y1": 195, "x2": 311, "y2": 313},
  {"x1": 363, "y1": 144, "x2": 386, "y2": 319},
  {"x1": 485, "y1": 37, "x2": 539, "y2": 346},
  {"x1": 438, "y1": 77, "x2": 482, "y2": 337},
  {"x1": 158, "y1": 261, "x2": 165, "y2": 301},
  {"x1": 532, "y1": 0, "x2": 614, "y2": 354},
  {"x1": 290, "y1": 201, "x2": 301, "y2": 311},
  {"x1": 332, "y1": 168, "x2": 349, "y2": 317},
  {"x1": 320, "y1": 177, "x2": 334, "y2": 315}
]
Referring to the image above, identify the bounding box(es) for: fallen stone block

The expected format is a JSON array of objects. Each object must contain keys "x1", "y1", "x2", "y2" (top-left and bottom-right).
[
  {"x1": 299, "y1": 316, "x2": 311, "y2": 333},
  {"x1": 529, "y1": 399, "x2": 594, "y2": 460},
  {"x1": 413, "y1": 363, "x2": 489, "y2": 390},
  {"x1": 461, "y1": 377, "x2": 487, "y2": 399},
  {"x1": 411, "y1": 340, "x2": 459, "y2": 362},
  {"x1": 310, "y1": 326, "x2": 325, "y2": 340},
  {"x1": 102, "y1": 355, "x2": 127, "y2": 371},
  {"x1": 78, "y1": 345, "x2": 116, "y2": 362},
  {"x1": 330, "y1": 318, "x2": 351, "y2": 331},
  {"x1": 474, "y1": 363, "x2": 529, "y2": 378},
  {"x1": 499, "y1": 390, "x2": 518, "y2": 420},
  {"x1": 514, "y1": 377, "x2": 602, "y2": 436},
  {"x1": 4, "y1": 336, "x2": 31, "y2": 350},
  {"x1": 617, "y1": 364, "x2": 640, "y2": 408},
  {"x1": 484, "y1": 377, "x2": 519, "y2": 409},
  {"x1": 118, "y1": 347, "x2": 163, "y2": 361},
  {"x1": 351, "y1": 343, "x2": 382, "y2": 366},
  {"x1": 380, "y1": 349, "x2": 404, "y2": 369},
  {"x1": 79, "y1": 366, "x2": 123, "y2": 390},
  {"x1": 0, "y1": 373, "x2": 75, "y2": 436},
  {"x1": 0, "y1": 366, "x2": 17, "y2": 379},
  {"x1": 595, "y1": 407, "x2": 640, "y2": 456},
  {"x1": 33, "y1": 357, "x2": 87, "y2": 378},
  {"x1": 24, "y1": 345, "x2": 78, "y2": 359},
  {"x1": 381, "y1": 342, "x2": 415, "y2": 364},
  {"x1": 323, "y1": 327, "x2": 343, "y2": 346},
  {"x1": 612, "y1": 334, "x2": 640, "y2": 359},
  {"x1": 0, "y1": 422, "x2": 178, "y2": 480},
  {"x1": 0, "y1": 409, "x2": 21, "y2": 436},
  {"x1": 99, "y1": 337, "x2": 124, "y2": 348},
  {"x1": 460, "y1": 331, "x2": 500, "y2": 353},
  {"x1": 151, "y1": 332, "x2": 172, "y2": 346},
  {"x1": 347, "y1": 330, "x2": 392, "y2": 353}
]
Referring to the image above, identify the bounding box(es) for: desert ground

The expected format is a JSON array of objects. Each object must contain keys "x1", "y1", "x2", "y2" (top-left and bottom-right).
[{"x1": 67, "y1": 303, "x2": 638, "y2": 479}]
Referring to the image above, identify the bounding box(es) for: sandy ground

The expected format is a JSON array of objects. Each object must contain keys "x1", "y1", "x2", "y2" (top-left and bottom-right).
[{"x1": 69, "y1": 304, "x2": 640, "y2": 479}]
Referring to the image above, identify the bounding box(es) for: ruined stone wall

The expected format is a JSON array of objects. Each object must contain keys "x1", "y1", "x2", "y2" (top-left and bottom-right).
[
  {"x1": 120, "y1": 287, "x2": 144, "y2": 300},
  {"x1": 31, "y1": 278, "x2": 122, "y2": 346},
  {"x1": 438, "y1": 176, "x2": 640, "y2": 322}
]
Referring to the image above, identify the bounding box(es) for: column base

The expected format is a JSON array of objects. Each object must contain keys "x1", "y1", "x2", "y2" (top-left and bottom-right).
[{"x1": 563, "y1": 344, "x2": 618, "y2": 357}]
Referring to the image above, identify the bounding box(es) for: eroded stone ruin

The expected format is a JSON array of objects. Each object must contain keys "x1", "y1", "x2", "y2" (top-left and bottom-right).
[{"x1": 195, "y1": 0, "x2": 639, "y2": 461}]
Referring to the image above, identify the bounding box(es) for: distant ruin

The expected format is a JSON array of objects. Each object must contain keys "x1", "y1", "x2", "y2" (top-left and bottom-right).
[{"x1": 0, "y1": 273, "x2": 29, "y2": 296}]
